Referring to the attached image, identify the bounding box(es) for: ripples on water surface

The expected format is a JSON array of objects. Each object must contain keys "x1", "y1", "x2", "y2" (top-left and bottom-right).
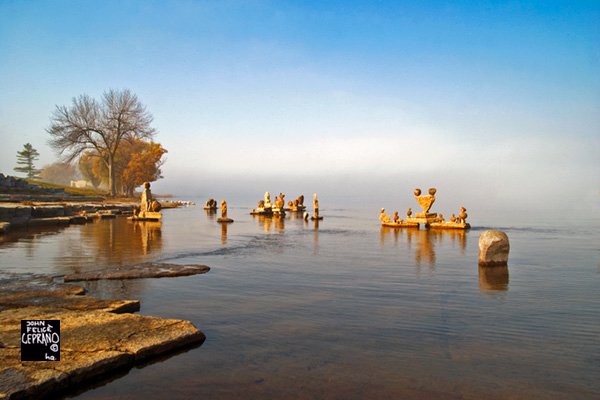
[{"x1": 1, "y1": 205, "x2": 599, "y2": 399}]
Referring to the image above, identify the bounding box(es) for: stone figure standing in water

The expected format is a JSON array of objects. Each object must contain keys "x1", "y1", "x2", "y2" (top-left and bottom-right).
[
  {"x1": 313, "y1": 193, "x2": 319, "y2": 218},
  {"x1": 221, "y1": 199, "x2": 228, "y2": 219},
  {"x1": 140, "y1": 182, "x2": 152, "y2": 213}
]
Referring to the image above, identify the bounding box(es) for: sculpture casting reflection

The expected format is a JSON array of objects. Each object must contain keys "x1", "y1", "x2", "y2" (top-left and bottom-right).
[{"x1": 478, "y1": 265, "x2": 509, "y2": 292}]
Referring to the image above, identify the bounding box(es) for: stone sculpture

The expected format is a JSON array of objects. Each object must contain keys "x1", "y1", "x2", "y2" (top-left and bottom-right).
[
  {"x1": 379, "y1": 208, "x2": 391, "y2": 223},
  {"x1": 204, "y1": 198, "x2": 218, "y2": 210},
  {"x1": 275, "y1": 194, "x2": 285, "y2": 209},
  {"x1": 400, "y1": 187, "x2": 471, "y2": 229},
  {"x1": 250, "y1": 192, "x2": 274, "y2": 215},
  {"x1": 129, "y1": 182, "x2": 162, "y2": 221},
  {"x1": 221, "y1": 200, "x2": 227, "y2": 218},
  {"x1": 140, "y1": 182, "x2": 152, "y2": 213},
  {"x1": 272, "y1": 193, "x2": 285, "y2": 216},
  {"x1": 217, "y1": 199, "x2": 234, "y2": 223},
  {"x1": 458, "y1": 207, "x2": 468, "y2": 223},
  {"x1": 311, "y1": 193, "x2": 323, "y2": 220},
  {"x1": 415, "y1": 187, "x2": 436, "y2": 215},
  {"x1": 287, "y1": 195, "x2": 306, "y2": 212},
  {"x1": 379, "y1": 207, "x2": 418, "y2": 228}
]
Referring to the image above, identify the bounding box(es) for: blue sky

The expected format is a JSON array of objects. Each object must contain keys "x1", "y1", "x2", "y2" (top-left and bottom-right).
[{"x1": 0, "y1": 1, "x2": 598, "y2": 212}]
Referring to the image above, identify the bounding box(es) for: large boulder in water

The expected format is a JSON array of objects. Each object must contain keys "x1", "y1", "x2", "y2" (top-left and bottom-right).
[{"x1": 479, "y1": 230, "x2": 510, "y2": 266}]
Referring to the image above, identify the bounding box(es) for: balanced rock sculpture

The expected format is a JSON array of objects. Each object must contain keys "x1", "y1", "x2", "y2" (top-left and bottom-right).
[
  {"x1": 204, "y1": 198, "x2": 218, "y2": 210},
  {"x1": 129, "y1": 182, "x2": 162, "y2": 221},
  {"x1": 250, "y1": 192, "x2": 274, "y2": 215},
  {"x1": 311, "y1": 193, "x2": 323, "y2": 220},
  {"x1": 479, "y1": 230, "x2": 509, "y2": 266},
  {"x1": 415, "y1": 187, "x2": 437, "y2": 216},
  {"x1": 217, "y1": 199, "x2": 234, "y2": 223}
]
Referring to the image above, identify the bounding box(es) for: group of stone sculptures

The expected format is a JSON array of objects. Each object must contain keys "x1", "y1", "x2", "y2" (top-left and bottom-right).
[
  {"x1": 379, "y1": 187, "x2": 470, "y2": 229},
  {"x1": 201, "y1": 192, "x2": 322, "y2": 224},
  {"x1": 250, "y1": 192, "x2": 321, "y2": 221},
  {"x1": 202, "y1": 198, "x2": 233, "y2": 223}
]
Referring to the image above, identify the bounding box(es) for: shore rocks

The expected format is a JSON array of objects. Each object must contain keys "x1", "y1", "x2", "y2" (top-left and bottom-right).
[
  {"x1": 0, "y1": 279, "x2": 139, "y2": 313},
  {"x1": 64, "y1": 263, "x2": 210, "y2": 282},
  {"x1": 478, "y1": 230, "x2": 510, "y2": 266},
  {"x1": 0, "y1": 307, "x2": 204, "y2": 399},
  {"x1": 0, "y1": 202, "x2": 136, "y2": 234},
  {"x1": 0, "y1": 276, "x2": 206, "y2": 399}
]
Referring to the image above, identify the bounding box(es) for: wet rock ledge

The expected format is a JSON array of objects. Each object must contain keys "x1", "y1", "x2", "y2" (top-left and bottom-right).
[
  {"x1": 0, "y1": 278, "x2": 205, "y2": 399},
  {"x1": 0, "y1": 202, "x2": 136, "y2": 235},
  {"x1": 64, "y1": 263, "x2": 210, "y2": 282}
]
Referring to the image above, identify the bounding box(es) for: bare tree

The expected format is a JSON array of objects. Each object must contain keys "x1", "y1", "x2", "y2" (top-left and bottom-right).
[{"x1": 47, "y1": 89, "x2": 155, "y2": 196}]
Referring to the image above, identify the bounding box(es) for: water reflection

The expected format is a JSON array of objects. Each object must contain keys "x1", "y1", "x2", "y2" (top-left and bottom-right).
[
  {"x1": 132, "y1": 221, "x2": 162, "y2": 255},
  {"x1": 312, "y1": 218, "x2": 320, "y2": 255},
  {"x1": 407, "y1": 229, "x2": 436, "y2": 267},
  {"x1": 221, "y1": 223, "x2": 228, "y2": 245},
  {"x1": 204, "y1": 209, "x2": 217, "y2": 220},
  {"x1": 478, "y1": 265, "x2": 509, "y2": 292},
  {"x1": 379, "y1": 226, "x2": 403, "y2": 245},
  {"x1": 380, "y1": 228, "x2": 468, "y2": 268},
  {"x1": 254, "y1": 215, "x2": 285, "y2": 233},
  {"x1": 0, "y1": 225, "x2": 64, "y2": 246},
  {"x1": 55, "y1": 219, "x2": 163, "y2": 276},
  {"x1": 430, "y1": 229, "x2": 467, "y2": 255}
]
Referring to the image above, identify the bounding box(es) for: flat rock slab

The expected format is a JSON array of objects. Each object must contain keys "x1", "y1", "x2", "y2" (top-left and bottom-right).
[
  {"x1": 64, "y1": 263, "x2": 210, "y2": 282},
  {"x1": 0, "y1": 306, "x2": 205, "y2": 399},
  {"x1": 0, "y1": 279, "x2": 139, "y2": 314}
]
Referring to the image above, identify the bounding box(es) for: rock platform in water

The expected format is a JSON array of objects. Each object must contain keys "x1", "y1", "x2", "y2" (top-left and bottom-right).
[
  {"x1": 0, "y1": 307, "x2": 204, "y2": 399},
  {"x1": 0, "y1": 276, "x2": 206, "y2": 399},
  {"x1": 63, "y1": 263, "x2": 210, "y2": 282},
  {"x1": 0, "y1": 278, "x2": 139, "y2": 313}
]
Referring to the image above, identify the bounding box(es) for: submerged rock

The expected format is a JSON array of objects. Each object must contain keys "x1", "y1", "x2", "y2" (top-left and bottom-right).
[
  {"x1": 0, "y1": 278, "x2": 139, "y2": 313},
  {"x1": 63, "y1": 263, "x2": 210, "y2": 282},
  {"x1": 478, "y1": 230, "x2": 510, "y2": 266}
]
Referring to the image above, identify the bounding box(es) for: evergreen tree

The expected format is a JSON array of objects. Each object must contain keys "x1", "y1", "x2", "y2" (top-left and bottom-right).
[{"x1": 14, "y1": 143, "x2": 41, "y2": 179}]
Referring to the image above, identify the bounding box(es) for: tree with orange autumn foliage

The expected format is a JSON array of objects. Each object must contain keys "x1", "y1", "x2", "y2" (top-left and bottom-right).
[
  {"x1": 121, "y1": 141, "x2": 167, "y2": 196},
  {"x1": 77, "y1": 139, "x2": 166, "y2": 196}
]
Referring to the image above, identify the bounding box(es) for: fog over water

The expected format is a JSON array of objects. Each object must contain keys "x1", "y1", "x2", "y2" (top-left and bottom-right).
[{"x1": 1, "y1": 2, "x2": 598, "y2": 217}]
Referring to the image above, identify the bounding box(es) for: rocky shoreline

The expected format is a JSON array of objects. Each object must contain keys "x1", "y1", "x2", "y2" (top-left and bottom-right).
[
  {"x1": 0, "y1": 202, "x2": 136, "y2": 236},
  {"x1": 0, "y1": 273, "x2": 207, "y2": 399}
]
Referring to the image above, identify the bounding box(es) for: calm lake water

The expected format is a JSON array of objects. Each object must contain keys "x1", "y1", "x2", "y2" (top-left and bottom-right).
[{"x1": 1, "y1": 202, "x2": 599, "y2": 399}]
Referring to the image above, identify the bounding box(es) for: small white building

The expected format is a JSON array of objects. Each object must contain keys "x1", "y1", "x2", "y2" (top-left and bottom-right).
[{"x1": 70, "y1": 180, "x2": 93, "y2": 188}]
